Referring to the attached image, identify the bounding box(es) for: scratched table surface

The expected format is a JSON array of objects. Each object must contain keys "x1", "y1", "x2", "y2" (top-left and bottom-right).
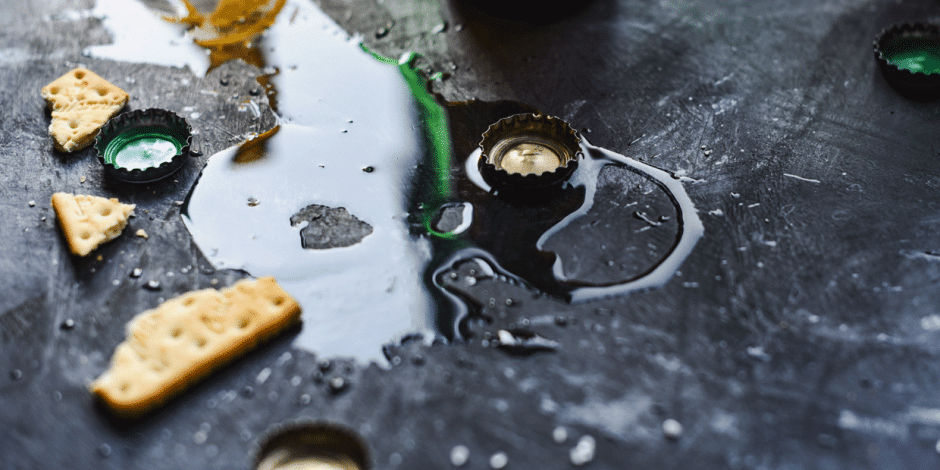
[{"x1": 3, "y1": 0, "x2": 940, "y2": 468}]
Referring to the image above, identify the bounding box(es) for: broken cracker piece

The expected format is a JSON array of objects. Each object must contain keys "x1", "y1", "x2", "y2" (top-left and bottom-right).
[
  {"x1": 91, "y1": 277, "x2": 301, "y2": 418},
  {"x1": 51, "y1": 193, "x2": 135, "y2": 256},
  {"x1": 136, "y1": 229, "x2": 148, "y2": 240},
  {"x1": 41, "y1": 68, "x2": 129, "y2": 152}
]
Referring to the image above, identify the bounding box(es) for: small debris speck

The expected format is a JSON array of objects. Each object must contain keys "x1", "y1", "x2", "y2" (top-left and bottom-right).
[
  {"x1": 136, "y1": 229, "x2": 148, "y2": 239},
  {"x1": 28, "y1": 200, "x2": 35, "y2": 207},
  {"x1": 662, "y1": 419, "x2": 683, "y2": 440},
  {"x1": 450, "y1": 445, "x2": 469, "y2": 467},
  {"x1": 60, "y1": 319, "x2": 75, "y2": 330},
  {"x1": 362, "y1": 166, "x2": 374, "y2": 173},
  {"x1": 489, "y1": 451, "x2": 508, "y2": 469},
  {"x1": 247, "y1": 197, "x2": 260, "y2": 207},
  {"x1": 174, "y1": 200, "x2": 184, "y2": 206},
  {"x1": 80, "y1": 175, "x2": 86, "y2": 183},
  {"x1": 130, "y1": 268, "x2": 143, "y2": 278},
  {"x1": 144, "y1": 280, "x2": 161, "y2": 290}
]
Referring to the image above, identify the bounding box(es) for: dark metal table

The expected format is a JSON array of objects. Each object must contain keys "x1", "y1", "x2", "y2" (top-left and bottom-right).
[{"x1": 3, "y1": 0, "x2": 940, "y2": 468}]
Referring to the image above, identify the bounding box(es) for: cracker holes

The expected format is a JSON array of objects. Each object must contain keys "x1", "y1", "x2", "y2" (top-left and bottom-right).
[
  {"x1": 49, "y1": 87, "x2": 59, "y2": 95},
  {"x1": 97, "y1": 88, "x2": 108, "y2": 96},
  {"x1": 238, "y1": 316, "x2": 251, "y2": 329},
  {"x1": 80, "y1": 231, "x2": 91, "y2": 240},
  {"x1": 194, "y1": 337, "x2": 207, "y2": 348},
  {"x1": 100, "y1": 208, "x2": 111, "y2": 217},
  {"x1": 272, "y1": 297, "x2": 285, "y2": 306},
  {"x1": 119, "y1": 382, "x2": 130, "y2": 393},
  {"x1": 74, "y1": 71, "x2": 85, "y2": 79},
  {"x1": 183, "y1": 297, "x2": 195, "y2": 307},
  {"x1": 170, "y1": 327, "x2": 182, "y2": 338},
  {"x1": 69, "y1": 121, "x2": 78, "y2": 129}
]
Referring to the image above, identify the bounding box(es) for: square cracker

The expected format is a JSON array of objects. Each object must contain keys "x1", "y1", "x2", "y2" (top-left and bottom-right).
[
  {"x1": 41, "y1": 68, "x2": 129, "y2": 152},
  {"x1": 91, "y1": 277, "x2": 302, "y2": 418},
  {"x1": 51, "y1": 192, "x2": 135, "y2": 256}
]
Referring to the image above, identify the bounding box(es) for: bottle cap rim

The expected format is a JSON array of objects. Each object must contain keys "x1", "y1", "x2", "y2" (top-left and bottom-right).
[
  {"x1": 94, "y1": 108, "x2": 192, "y2": 183},
  {"x1": 478, "y1": 113, "x2": 581, "y2": 191}
]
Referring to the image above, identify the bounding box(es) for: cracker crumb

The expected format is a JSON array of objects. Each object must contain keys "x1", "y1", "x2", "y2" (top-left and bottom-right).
[
  {"x1": 28, "y1": 200, "x2": 36, "y2": 207},
  {"x1": 80, "y1": 175, "x2": 86, "y2": 183},
  {"x1": 136, "y1": 229, "x2": 148, "y2": 240}
]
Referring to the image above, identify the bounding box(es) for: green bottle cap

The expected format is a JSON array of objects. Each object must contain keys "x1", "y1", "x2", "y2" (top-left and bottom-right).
[
  {"x1": 874, "y1": 23, "x2": 940, "y2": 101},
  {"x1": 478, "y1": 114, "x2": 581, "y2": 192},
  {"x1": 95, "y1": 109, "x2": 192, "y2": 183}
]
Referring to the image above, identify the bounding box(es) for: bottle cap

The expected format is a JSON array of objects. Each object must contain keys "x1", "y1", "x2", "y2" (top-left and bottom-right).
[
  {"x1": 874, "y1": 23, "x2": 940, "y2": 101},
  {"x1": 95, "y1": 108, "x2": 192, "y2": 183},
  {"x1": 254, "y1": 422, "x2": 370, "y2": 470},
  {"x1": 478, "y1": 114, "x2": 581, "y2": 191}
]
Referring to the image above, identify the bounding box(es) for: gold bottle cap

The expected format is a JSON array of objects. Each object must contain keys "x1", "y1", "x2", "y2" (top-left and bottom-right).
[
  {"x1": 255, "y1": 422, "x2": 370, "y2": 470},
  {"x1": 478, "y1": 114, "x2": 581, "y2": 191}
]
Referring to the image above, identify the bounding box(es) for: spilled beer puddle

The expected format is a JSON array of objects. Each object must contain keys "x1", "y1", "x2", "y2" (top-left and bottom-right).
[{"x1": 83, "y1": 0, "x2": 703, "y2": 364}]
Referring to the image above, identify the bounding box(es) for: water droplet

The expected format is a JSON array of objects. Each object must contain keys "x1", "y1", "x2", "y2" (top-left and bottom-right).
[
  {"x1": 450, "y1": 445, "x2": 469, "y2": 467},
  {"x1": 219, "y1": 77, "x2": 229, "y2": 86},
  {"x1": 60, "y1": 319, "x2": 75, "y2": 330},
  {"x1": 662, "y1": 418, "x2": 683, "y2": 440},
  {"x1": 318, "y1": 359, "x2": 332, "y2": 371},
  {"x1": 411, "y1": 354, "x2": 425, "y2": 365},
  {"x1": 298, "y1": 393, "x2": 311, "y2": 405},
  {"x1": 10, "y1": 369, "x2": 22, "y2": 380},
  {"x1": 97, "y1": 443, "x2": 112, "y2": 458},
  {"x1": 464, "y1": 276, "x2": 477, "y2": 286},
  {"x1": 329, "y1": 376, "x2": 347, "y2": 394},
  {"x1": 431, "y1": 22, "x2": 448, "y2": 34},
  {"x1": 569, "y1": 435, "x2": 596, "y2": 466},
  {"x1": 552, "y1": 426, "x2": 568, "y2": 444},
  {"x1": 489, "y1": 451, "x2": 508, "y2": 469},
  {"x1": 241, "y1": 385, "x2": 254, "y2": 397}
]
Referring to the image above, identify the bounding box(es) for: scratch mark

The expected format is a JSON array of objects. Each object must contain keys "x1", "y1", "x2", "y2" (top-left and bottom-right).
[{"x1": 783, "y1": 173, "x2": 820, "y2": 184}]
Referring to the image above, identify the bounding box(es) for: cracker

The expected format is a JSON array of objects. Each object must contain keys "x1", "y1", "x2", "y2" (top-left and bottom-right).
[
  {"x1": 91, "y1": 277, "x2": 302, "y2": 418},
  {"x1": 41, "y1": 68, "x2": 129, "y2": 152},
  {"x1": 51, "y1": 193, "x2": 135, "y2": 257}
]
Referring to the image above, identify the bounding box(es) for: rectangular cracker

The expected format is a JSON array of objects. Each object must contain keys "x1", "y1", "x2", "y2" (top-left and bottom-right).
[
  {"x1": 41, "y1": 68, "x2": 129, "y2": 152},
  {"x1": 51, "y1": 192, "x2": 135, "y2": 257},
  {"x1": 91, "y1": 277, "x2": 302, "y2": 418}
]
